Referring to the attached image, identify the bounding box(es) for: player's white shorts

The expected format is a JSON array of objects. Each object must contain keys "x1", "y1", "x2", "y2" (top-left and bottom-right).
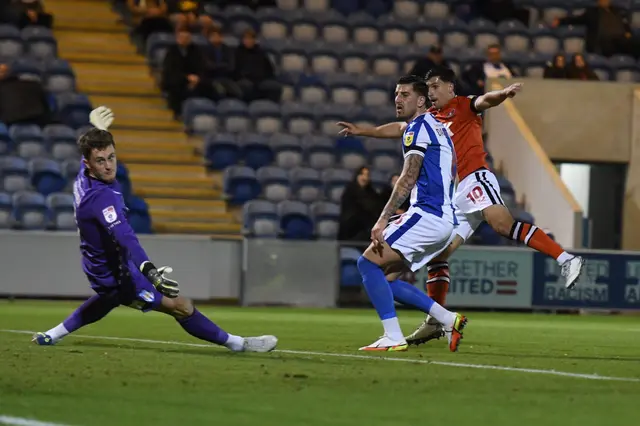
[
  {"x1": 383, "y1": 205, "x2": 456, "y2": 272},
  {"x1": 454, "y1": 169, "x2": 505, "y2": 241}
]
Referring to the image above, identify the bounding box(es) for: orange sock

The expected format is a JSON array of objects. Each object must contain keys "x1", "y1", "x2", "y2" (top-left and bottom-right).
[
  {"x1": 509, "y1": 221, "x2": 565, "y2": 260},
  {"x1": 425, "y1": 262, "x2": 449, "y2": 305}
]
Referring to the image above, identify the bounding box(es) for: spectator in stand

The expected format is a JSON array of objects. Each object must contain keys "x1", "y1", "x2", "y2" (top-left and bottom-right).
[
  {"x1": 233, "y1": 29, "x2": 281, "y2": 102},
  {"x1": 0, "y1": 62, "x2": 50, "y2": 126},
  {"x1": 543, "y1": 54, "x2": 569, "y2": 80},
  {"x1": 338, "y1": 166, "x2": 385, "y2": 243},
  {"x1": 167, "y1": 0, "x2": 214, "y2": 35},
  {"x1": 567, "y1": 53, "x2": 599, "y2": 81},
  {"x1": 202, "y1": 27, "x2": 243, "y2": 100},
  {"x1": 463, "y1": 44, "x2": 515, "y2": 94},
  {"x1": 552, "y1": 0, "x2": 639, "y2": 59},
  {"x1": 409, "y1": 45, "x2": 449, "y2": 79},
  {"x1": 17, "y1": 0, "x2": 53, "y2": 29},
  {"x1": 161, "y1": 28, "x2": 210, "y2": 118},
  {"x1": 128, "y1": 0, "x2": 173, "y2": 43}
]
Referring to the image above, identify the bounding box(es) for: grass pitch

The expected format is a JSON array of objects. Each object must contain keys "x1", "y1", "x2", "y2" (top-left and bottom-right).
[{"x1": 0, "y1": 300, "x2": 639, "y2": 426}]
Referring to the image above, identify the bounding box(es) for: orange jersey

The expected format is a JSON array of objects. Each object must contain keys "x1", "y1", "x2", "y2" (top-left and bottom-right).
[{"x1": 428, "y1": 96, "x2": 488, "y2": 181}]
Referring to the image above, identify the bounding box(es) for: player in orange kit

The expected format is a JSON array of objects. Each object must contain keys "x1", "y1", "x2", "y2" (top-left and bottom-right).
[{"x1": 337, "y1": 66, "x2": 584, "y2": 346}]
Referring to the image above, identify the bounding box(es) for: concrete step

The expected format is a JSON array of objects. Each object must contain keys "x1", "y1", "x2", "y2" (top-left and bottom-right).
[
  {"x1": 135, "y1": 186, "x2": 221, "y2": 199},
  {"x1": 109, "y1": 115, "x2": 182, "y2": 131},
  {"x1": 130, "y1": 174, "x2": 214, "y2": 189},
  {"x1": 118, "y1": 141, "x2": 194, "y2": 155},
  {"x1": 55, "y1": 31, "x2": 134, "y2": 54},
  {"x1": 150, "y1": 209, "x2": 234, "y2": 223},
  {"x1": 125, "y1": 163, "x2": 207, "y2": 176},
  {"x1": 100, "y1": 107, "x2": 175, "y2": 122},
  {"x1": 72, "y1": 62, "x2": 152, "y2": 83},
  {"x1": 119, "y1": 152, "x2": 200, "y2": 165},
  {"x1": 62, "y1": 51, "x2": 146, "y2": 65},
  {"x1": 90, "y1": 95, "x2": 166, "y2": 110},
  {"x1": 153, "y1": 221, "x2": 242, "y2": 235},
  {"x1": 79, "y1": 80, "x2": 159, "y2": 97},
  {"x1": 145, "y1": 198, "x2": 227, "y2": 211}
]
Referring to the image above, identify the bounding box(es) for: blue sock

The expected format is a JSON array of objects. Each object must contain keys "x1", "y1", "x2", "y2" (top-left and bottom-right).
[
  {"x1": 357, "y1": 256, "x2": 396, "y2": 320},
  {"x1": 389, "y1": 279, "x2": 435, "y2": 314}
]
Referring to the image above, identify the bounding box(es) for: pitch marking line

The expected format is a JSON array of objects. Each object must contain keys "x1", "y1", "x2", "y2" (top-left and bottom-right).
[
  {"x1": 0, "y1": 415, "x2": 73, "y2": 426},
  {"x1": 3, "y1": 329, "x2": 640, "y2": 383}
]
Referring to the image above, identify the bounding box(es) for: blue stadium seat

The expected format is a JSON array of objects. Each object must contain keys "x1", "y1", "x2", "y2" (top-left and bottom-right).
[
  {"x1": 11, "y1": 57, "x2": 43, "y2": 80},
  {"x1": 224, "y1": 165, "x2": 261, "y2": 205},
  {"x1": 22, "y1": 26, "x2": 57, "y2": 60},
  {"x1": 126, "y1": 195, "x2": 152, "y2": 234},
  {"x1": 0, "y1": 122, "x2": 12, "y2": 155},
  {"x1": 310, "y1": 201, "x2": 340, "y2": 239},
  {"x1": 290, "y1": 166, "x2": 322, "y2": 203},
  {"x1": 314, "y1": 102, "x2": 357, "y2": 136},
  {"x1": 56, "y1": 93, "x2": 92, "y2": 129},
  {"x1": 256, "y1": 166, "x2": 291, "y2": 202},
  {"x1": 44, "y1": 125, "x2": 77, "y2": 161},
  {"x1": 270, "y1": 133, "x2": 303, "y2": 169},
  {"x1": 0, "y1": 191, "x2": 11, "y2": 228},
  {"x1": 368, "y1": 139, "x2": 401, "y2": 173},
  {"x1": 46, "y1": 192, "x2": 75, "y2": 230},
  {"x1": 469, "y1": 18, "x2": 499, "y2": 50},
  {"x1": 340, "y1": 247, "x2": 363, "y2": 286},
  {"x1": 336, "y1": 136, "x2": 367, "y2": 170},
  {"x1": 0, "y1": 24, "x2": 23, "y2": 58},
  {"x1": 205, "y1": 133, "x2": 240, "y2": 171},
  {"x1": 248, "y1": 100, "x2": 282, "y2": 134},
  {"x1": 282, "y1": 102, "x2": 315, "y2": 135},
  {"x1": 242, "y1": 199, "x2": 278, "y2": 237},
  {"x1": 239, "y1": 133, "x2": 273, "y2": 169},
  {"x1": 0, "y1": 156, "x2": 29, "y2": 193},
  {"x1": 182, "y1": 97, "x2": 217, "y2": 135},
  {"x1": 304, "y1": 135, "x2": 335, "y2": 169},
  {"x1": 12, "y1": 190, "x2": 48, "y2": 229},
  {"x1": 29, "y1": 157, "x2": 67, "y2": 196},
  {"x1": 9, "y1": 124, "x2": 45, "y2": 158},
  {"x1": 322, "y1": 167, "x2": 352, "y2": 203},
  {"x1": 297, "y1": 76, "x2": 329, "y2": 104},
  {"x1": 217, "y1": 99, "x2": 250, "y2": 133},
  {"x1": 277, "y1": 200, "x2": 314, "y2": 239},
  {"x1": 62, "y1": 158, "x2": 81, "y2": 180}
]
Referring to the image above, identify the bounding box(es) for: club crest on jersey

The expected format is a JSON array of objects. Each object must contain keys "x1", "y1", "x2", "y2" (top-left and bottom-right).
[
  {"x1": 102, "y1": 205, "x2": 117, "y2": 223},
  {"x1": 403, "y1": 131, "x2": 414, "y2": 146}
]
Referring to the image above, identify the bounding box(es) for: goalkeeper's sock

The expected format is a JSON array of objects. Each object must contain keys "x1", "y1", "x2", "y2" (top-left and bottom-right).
[
  {"x1": 357, "y1": 256, "x2": 403, "y2": 341},
  {"x1": 389, "y1": 279, "x2": 434, "y2": 314},
  {"x1": 59, "y1": 294, "x2": 118, "y2": 338},
  {"x1": 177, "y1": 309, "x2": 229, "y2": 346}
]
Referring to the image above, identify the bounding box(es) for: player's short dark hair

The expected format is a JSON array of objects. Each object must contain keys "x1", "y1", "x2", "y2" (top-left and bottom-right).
[
  {"x1": 396, "y1": 75, "x2": 428, "y2": 98},
  {"x1": 425, "y1": 66, "x2": 456, "y2": 84},
  {"x1": 78, "y1": 128, "x2": 115, "y2": 160}
]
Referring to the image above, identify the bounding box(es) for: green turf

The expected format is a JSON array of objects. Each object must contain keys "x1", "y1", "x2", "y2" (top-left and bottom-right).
[{"x1": 1, "y1": 300, "x2": 639, "y2": 426}]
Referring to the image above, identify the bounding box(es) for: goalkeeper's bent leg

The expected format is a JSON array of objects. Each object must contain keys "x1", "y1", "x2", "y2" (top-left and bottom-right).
[{"x1": 45, "y1": 293, "x2": 119, "y2": 342}]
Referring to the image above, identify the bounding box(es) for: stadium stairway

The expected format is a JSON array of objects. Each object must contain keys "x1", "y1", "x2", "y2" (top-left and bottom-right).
[{"x1": 47, "y1": 0, "x2": 241, "y2": 237}]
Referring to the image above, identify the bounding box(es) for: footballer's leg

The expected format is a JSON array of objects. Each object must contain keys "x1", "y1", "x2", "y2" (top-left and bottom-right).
[{"x1": 32, "y1": 290, "x2": 120, "y2": 345}]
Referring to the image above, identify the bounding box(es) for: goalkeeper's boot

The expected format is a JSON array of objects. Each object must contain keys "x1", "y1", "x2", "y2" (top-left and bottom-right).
[
  {"x1": 405, "y1": 315, "x2": 445, "y2": 346},
  {"x1": 444, "y1": 313, "x2": 468, "y2": 352},
  {"x1": 31, "y1": 332, "x2": 56, "y2": 346},
  {"x1": 359, "y1": 335, "x2": 408, "y2": 352},
  {"x1": 243, "y1": 335, "x2": 278, "y2": 353}
]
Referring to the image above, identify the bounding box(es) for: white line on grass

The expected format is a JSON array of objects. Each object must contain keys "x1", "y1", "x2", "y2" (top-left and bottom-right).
[
  {"x1": 0, "y1": 415, "x2": 72, "y2": 426},
  {"x1": 4, "y1": 329, "x2": 640, "y2": 383}
]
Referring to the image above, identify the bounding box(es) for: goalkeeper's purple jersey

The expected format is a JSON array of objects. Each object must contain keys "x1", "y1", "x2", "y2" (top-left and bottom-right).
[{"x1": 73, "y1": 162, "x2": 150, "y2": 288}]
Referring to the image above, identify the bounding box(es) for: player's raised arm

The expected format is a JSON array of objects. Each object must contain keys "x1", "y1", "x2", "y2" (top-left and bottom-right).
[
  {"x1": 472, "y1": 82, "x2": 523, "y2": 113},
  {"x1": 337, "y1": 121, "x2": 407, "y2": 139}
]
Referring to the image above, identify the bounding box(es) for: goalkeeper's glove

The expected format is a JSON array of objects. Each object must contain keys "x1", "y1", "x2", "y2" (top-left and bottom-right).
[
  {"x1": 90, "y1": 106, "x2": 114, "y2": 130},
  {"x1": 140, "y1": 261, "x2": 179, "y2": 298}
]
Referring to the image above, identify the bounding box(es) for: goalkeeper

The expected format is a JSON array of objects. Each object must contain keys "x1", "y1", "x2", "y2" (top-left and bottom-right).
[{"x1": 32, "y1": 106, "x2": 278, "y2": 353}]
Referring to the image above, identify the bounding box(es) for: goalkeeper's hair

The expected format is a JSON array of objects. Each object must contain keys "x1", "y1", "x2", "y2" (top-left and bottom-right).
[{"x1": 78, "y1": 128, "x2": 116, "y2": 160}]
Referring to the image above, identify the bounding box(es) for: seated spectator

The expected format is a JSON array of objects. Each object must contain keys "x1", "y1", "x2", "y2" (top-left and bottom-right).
[
  {"x1": 161, "y1": 28, "x2": 211, "y2": 117},
  {"x1": 0, "y1": 62, "x2": 50, "y2": 126},
  {"x1": 233, "y1": 29, "x2": 282, "y2": 102},
  {"x1": 463, "y1": 44, "x2": 515, "y2": 94},
  {"x1": 543, "y1": 54, "x2": 569, "y2": 80},
  {"x1": 203, "y1": 27, "x2": 243, "y2": 100},
  {"x1": 409, "y1": 45, "x2": 449, "y2": 80},
  {"x1": 380, "y1": 174, "x2": 409, "y2": 216},
  {"x1": 17, "y1": 0, "x2": 53, "y2": 29},
  {"x1": 167, "y1": 0, "x2": 214, "y2": 35},
  {"x1": 128, "y1": 0, "x2": 173, "y2": 43},
  {"x1": 338, "y1": 166, "x2": 384, "y2": 243},
  {"x1": 567, "y1": 53, "x2": 599, "y2": 81},
  {"x1": 553, "y1": 0, "x2": 639, "y2": 59}
]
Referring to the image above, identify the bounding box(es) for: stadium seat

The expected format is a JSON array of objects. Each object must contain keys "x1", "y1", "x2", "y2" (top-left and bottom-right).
[
  {"x1": 297, "y1": 76, "x2": 330, "y2": 104},
  {"x1": 369, "y1": 169, "x2": 389, "y2": 191},
  {"x1": 0, "y1": 156, "x2": 29, "y2": 193},
  {"x1": 270, "y1": 133, "x2": 303, "y2": 169},
  {"x1": 531, "y1": 24, "x2": 561, "y2": 55},
  {"x1": 280, "y1": 46, "x2": 308, "y2": 73},
  {"x1": 351, "y1": 13, "x2": 379, "y2": 45},
  {"x1": 310, "y1": 201, "x2": 340, "y2": 239},
  {"x1": 498, "y1": 19, "x2": 530, "y2": 52},
  {"x1": 29, "y1": 157, "x2": 67, "y2": 196},
  {"x1": 424, "y1": 1, "x2": 449, "y2": 19},
  {"x1": 305, "y1": 135, "x2": 335, "y2": 169},
  {"x1": 290, "y1": 166, "x2": 322, "y2": 203},
  {"x1": 126, "y1": 195, "x2": 153, "y2": 234},
  {"x1": 320, "y1": 15, "x2": 349, "y2": 43},
  {"x1": 341, "y1": 44, "x2": 369, "y2": 74},
  {"x1": 46, "y1": 192, "x2": 75, "y2": 230},
  {"x1": 239, "y1": 133, "x2": 273, "y2": 169},
  {"x1": 12, "y1": 190, "x2": 48, "y2": 229},
  {"x1": 610, "y1": 55, "x2": 639, "y2": 82},
  {"x1": 204, "y1": 133, "x2": 240, "y2": 171},
  {"x1": 44, "y1": 124, "x2": 77, "y2": 161},
  {"x1": 62, "y1": 158, "x2": 81, "y2": 180},
  {"x1": 218, "y1": 99, "x2": 250, "y2": 133},
  {"x1": 248, "y1": 100, "x2": 282, "y2": 134},
  {"x1": 558, "y1": 25, "x2": 586, "y2": 54},
  {"x1": 22, "y1": 26, "x2": 57, "y2": 60},
  {"x1": 11, "y1": 57, "x2": 43, "y2": 81},
  {"x1": 340, "y1": 247, "x2": 363, "y2": 286},
  {"x1": 0, "y1": 191, "x2": 11, "y2": 228},
  {"x1": 9, "y1": 124, "x2": 45, "y2": 158},
  {"x1": 224, "y1": 165, "x2": 261, "y2": 205},
  {"x1": 182, "y1": 97, "x2": 217, "y2": 135},
  {"x1": 322, "y1": 167, "x2": 352, "y2": 203},
  {"x1": 303, "y1": 0, "x2": 330, "y2": 12},
  {"x1": 256, "y1": 166, "x2": 290, "y2": 202},
  {"x1": 277, "y1": 200, "x2": 314, "y2": 239},
  {"x1": 258, "y1": 8, "x2": 289, "y2": 40},
  {"x1": 370, "y1": 46, "x2": 401, "y2": 76},
  {"x1": 330, "y1": 0, "x2": 359, "y2": 16},
  {"x1": 242, "y1": 199, "x2": 278, "y2": 237},
  {"x1": 282, "y1": 102, "x2": 315, "y2": 135},
  {"x1": 0, "y1": 122, "x2": 12, "y2": 155},
  {"x1": 45, "y1": 59, "x2": 76, "y2": 94},
  {"x1": 309, "y1": 47, "x2": 340, "y2": 75},
  {"x1": 326, "y1": 73, "x2": 359, "y2": 105},
  {"x1": 336, "y1": 136, "x2": 367, "y2": 170},
  {"x1": 441, "y1": 18, "x2": 470, "y2": 49},
  {"x1": 469, "y1": 18, "x2": 500, "y2": 50},
  {"x1": 394, "y1": 0, "x2": 420, "y2": 19},
  {"x1": 585, "y1": 54, "x2": 612, "y2": 81},
  {"x1": 224, "y1": 5, "x2": 259, "y2": 36},
  {"x1": 0, "y1": 24, "x2": 23, "y2": 58},
  {"x1": 291, "y1": 17, "x2": 319, "y2": 42},
  {"x1": 146, "y1": 32, "x2": 176, "y2": 68},
  {"x1": 56, "y1": 93, "x2": 92, "y2": 128}
]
